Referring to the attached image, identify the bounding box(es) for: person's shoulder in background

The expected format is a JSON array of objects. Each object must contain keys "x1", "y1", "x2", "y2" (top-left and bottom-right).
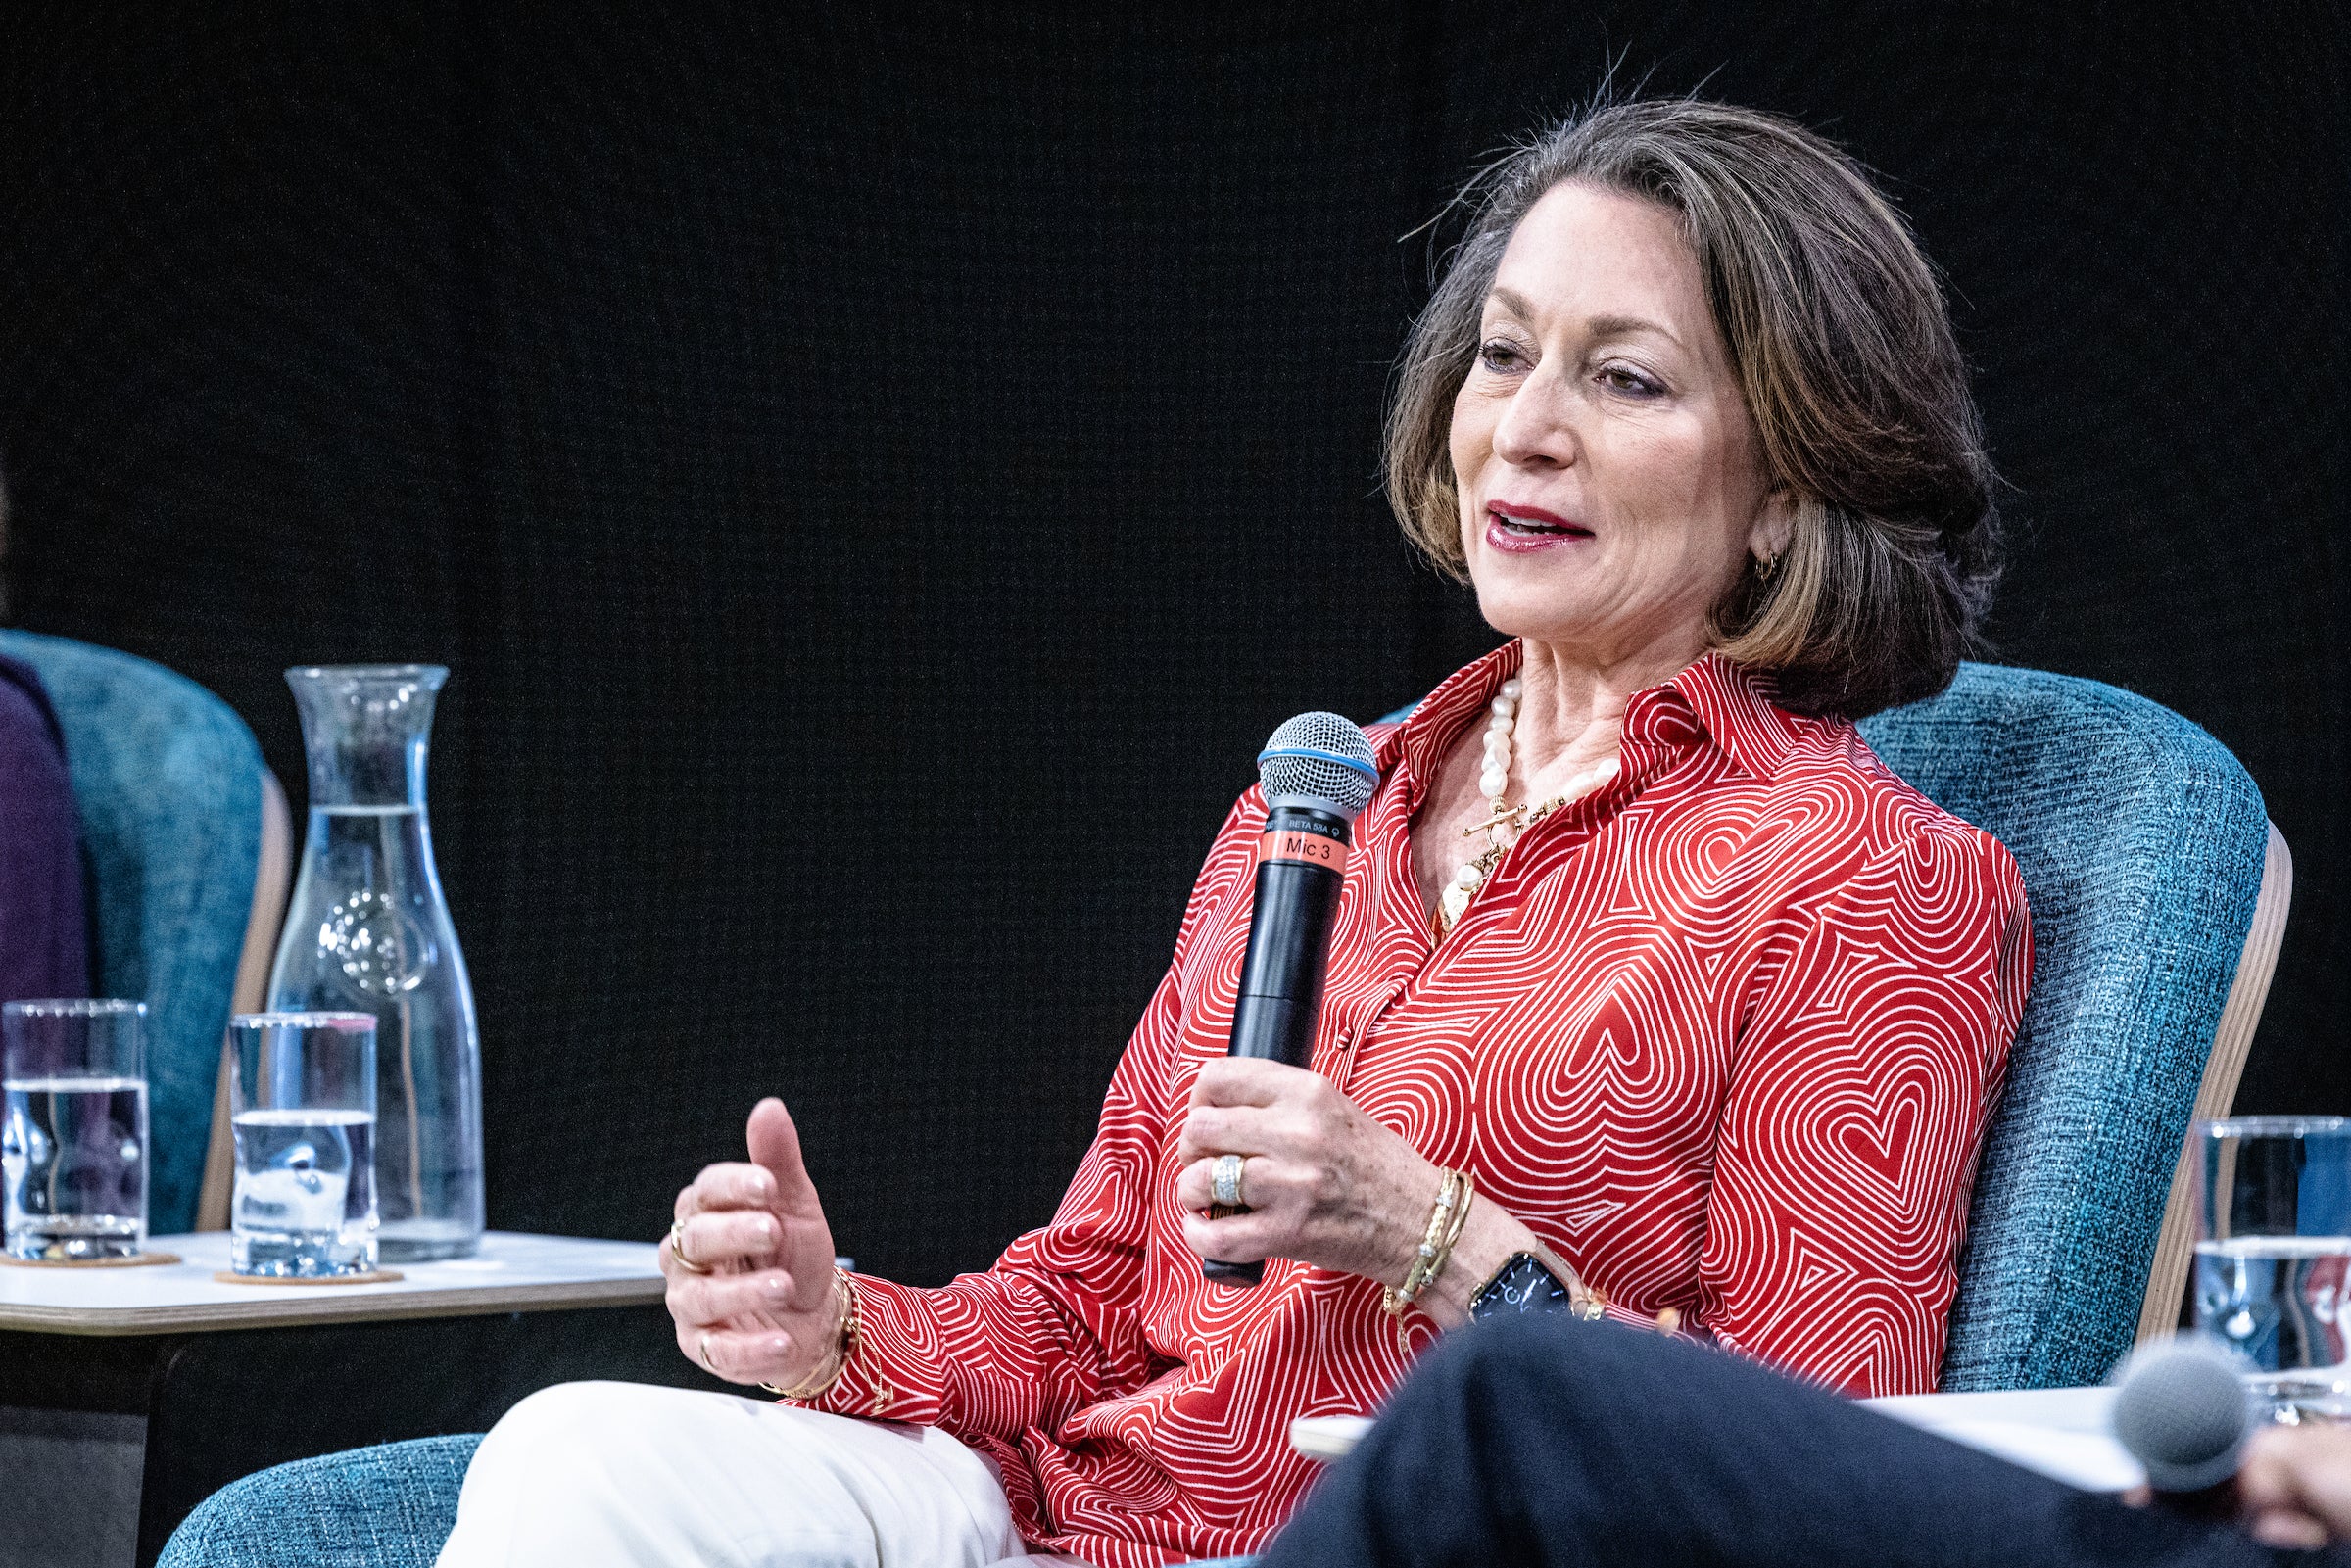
[{"x1": 0, "y1": 650, "x2": 90, "y2": 1001}]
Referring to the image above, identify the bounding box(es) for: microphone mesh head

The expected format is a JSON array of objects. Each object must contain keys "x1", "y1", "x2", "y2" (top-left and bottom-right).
[
  {"x1": 2110, "y1": 1336, "x2": 2253, "y2": 1493},
  {"x1": 1257, "y1": 712, "x2": 1379, "y2": 820}
]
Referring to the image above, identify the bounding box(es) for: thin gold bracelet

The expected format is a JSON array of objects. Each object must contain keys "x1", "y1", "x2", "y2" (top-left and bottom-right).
[
  {"x1": 1426, "y1": 1170, "x2": 1475, "y2": 1296},
  {"x1": 1381, "y1": 1168, "x2": 1474, "y2": 1319},
  {"x1": 762, "y1": 1269, "x2": 859, "y2": 1401},
  {"x1": 1382, "y1": 1176, "x2": 1446, "y2": 1313}
]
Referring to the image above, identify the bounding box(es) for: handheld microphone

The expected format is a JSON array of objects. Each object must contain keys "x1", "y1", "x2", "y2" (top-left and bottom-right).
[
  {"x1": 1202, "y1": 711, "x2": 1379, "y2": 1288},
  {"x1": 2110, "y1": 1336, "x2": 2256, "y2": 1519}
]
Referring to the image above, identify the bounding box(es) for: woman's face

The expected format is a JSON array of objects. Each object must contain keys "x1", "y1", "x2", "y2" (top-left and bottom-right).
[{"x1": 1449, "y1": 181, "x2": 1787, "y2": 667}]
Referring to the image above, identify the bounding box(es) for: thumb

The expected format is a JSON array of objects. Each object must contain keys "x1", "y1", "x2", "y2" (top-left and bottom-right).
[{"x1": 746, "y1": 1097, "x2": 822, "y2": 1217}]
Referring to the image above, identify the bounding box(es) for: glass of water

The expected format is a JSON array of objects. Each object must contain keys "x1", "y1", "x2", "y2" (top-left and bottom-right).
[
  {"x1": 2194, "y1": 1116, "x2": 2351, "y2": 1418},
  {"x1": 228, "y1": 1013, "x2": 379, "y2": 1278},
  {"x1": 2, "y1": 1000, "x2": 151, "y2": 1262}
]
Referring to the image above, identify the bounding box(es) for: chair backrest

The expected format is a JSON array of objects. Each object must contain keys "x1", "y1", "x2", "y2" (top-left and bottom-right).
[
  {"x1": 1858, "y1": 662, "x2": 2277, "y2": 1389},
  {"x1": 0, "y1": 630, "x2": 268, "y2": 1233},
  {"x1": 1374, "y1": 660, "x2": 2281, "y2": 1389},
  {"x1": 2131, "y1": 820, "x2": 2290, "y2": 1347}
]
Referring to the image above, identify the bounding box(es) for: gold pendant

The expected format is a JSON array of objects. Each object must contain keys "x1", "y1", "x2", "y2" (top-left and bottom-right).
[{"x1": 1461, "y1": 802, "x2": 1527, "y2": 838}]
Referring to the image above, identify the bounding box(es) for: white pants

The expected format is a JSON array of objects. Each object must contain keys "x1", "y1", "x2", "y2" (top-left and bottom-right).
[{"x1": 434, "y1": 1381, "x2": 1091, "y2": 1568}]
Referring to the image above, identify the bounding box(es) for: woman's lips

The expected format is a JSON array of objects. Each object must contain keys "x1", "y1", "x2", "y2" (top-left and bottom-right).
[{"x1": 1483, "y1": 502, "x2": 1593, "y2": 553}]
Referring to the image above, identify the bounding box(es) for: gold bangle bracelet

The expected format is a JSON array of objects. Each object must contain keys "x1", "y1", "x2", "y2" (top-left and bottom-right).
[
  {"x1": 761, "y1": 1269, "x2": 860, "y2": 1401},
  {"x1": 1425, "y1": 1171, "x2": 1471, "y2": 1294},
  {"x1": 1382, "y1": 1189, "x2": 1437, "y2": 1315},
  {"x1": 1418, "y1": 1170, "x2": 1474, "y2": 1297},
  {"x1": 1381, "y1": 1168, "x2": 1474, "y2": 1318}
]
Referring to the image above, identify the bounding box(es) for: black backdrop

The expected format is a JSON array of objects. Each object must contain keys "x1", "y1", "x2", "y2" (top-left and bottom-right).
[{"x1": 0, "y1": 4, "x2": 2340, "y2": 1287}]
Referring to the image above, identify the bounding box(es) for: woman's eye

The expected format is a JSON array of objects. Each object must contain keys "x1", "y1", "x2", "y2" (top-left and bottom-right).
[
  {"x1": 1599, "y1": 364, "x2": 1662, "y2": 397},
  {"x1": 1478, "y1": 340, "x2": 1527, "y2": 372}
]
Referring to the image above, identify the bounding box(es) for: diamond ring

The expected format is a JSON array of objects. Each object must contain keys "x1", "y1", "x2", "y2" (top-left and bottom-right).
[{"x1": 1212, "y1": 1153, "x2": 1246, "y2": 1210}]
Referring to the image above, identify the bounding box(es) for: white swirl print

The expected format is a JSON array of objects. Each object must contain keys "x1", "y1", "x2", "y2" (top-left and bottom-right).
[{"x1": 785, "y1": 648, "x2": 2030, "y2": 1568}]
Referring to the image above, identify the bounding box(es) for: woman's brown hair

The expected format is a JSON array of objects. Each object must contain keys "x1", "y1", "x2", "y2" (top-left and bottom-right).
[{"x1": 1386, "y1": 98, "x2": 2000, "y2": 721}]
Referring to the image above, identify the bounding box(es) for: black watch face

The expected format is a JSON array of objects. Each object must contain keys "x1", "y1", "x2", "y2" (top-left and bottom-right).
[{"x1": 1470, "y1": 1253, "x2": 1573, "y2": 1321}]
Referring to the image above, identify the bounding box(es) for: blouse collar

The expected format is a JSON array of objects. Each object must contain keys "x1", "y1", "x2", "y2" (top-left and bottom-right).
[
  {"x1": 1649, "y1": 652, "x2": 1806, "y2": 781},
  {"x1": 1378, "y1": 642, "x2": 1806, "y2": 791}
]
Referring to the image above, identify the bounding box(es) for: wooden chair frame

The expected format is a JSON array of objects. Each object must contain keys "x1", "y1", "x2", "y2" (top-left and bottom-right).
[
  {"x1": 2134, "y1": 821, "x2": 2295, "y2": 1343},
  {"x1": 193, "y1": 770, "x2": 294, "y2": 1231}
]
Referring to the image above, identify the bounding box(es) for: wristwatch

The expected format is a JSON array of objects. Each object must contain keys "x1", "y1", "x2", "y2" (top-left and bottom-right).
[{"x1": 1468, "y1": 1250, "x2": 1578, "y2": 1322}]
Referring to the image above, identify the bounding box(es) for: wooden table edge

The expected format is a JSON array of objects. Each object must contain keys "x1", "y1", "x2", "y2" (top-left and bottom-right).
[{"x1": 0, "y1": 1275, "x2": 667, "y2": 1336}]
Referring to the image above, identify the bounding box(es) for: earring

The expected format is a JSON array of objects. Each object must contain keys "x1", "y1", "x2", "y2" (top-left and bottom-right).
[{"x1": 1755, "y1": 550, "x2": 1781, "y2": 582}]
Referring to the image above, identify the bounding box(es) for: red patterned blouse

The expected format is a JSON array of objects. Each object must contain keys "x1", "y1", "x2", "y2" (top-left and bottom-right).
[{"x1": 800, "y1": 644, "x2": 2032, "y2": 1567}]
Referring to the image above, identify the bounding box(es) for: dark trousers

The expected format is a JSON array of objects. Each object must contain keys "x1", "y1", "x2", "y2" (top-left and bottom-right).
[{"x1": 1256, "y1": 1316, "x2": 2341, "y2": 1568}]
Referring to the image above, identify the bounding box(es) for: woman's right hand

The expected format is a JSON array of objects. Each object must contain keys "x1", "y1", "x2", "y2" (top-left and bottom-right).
[
  {"x1": 662, "y1": 1096, "x2": 845, "y2": 1391},
  {"x1": 2239, "y1": 1422, "x2": 2351, "y2": 1548}
]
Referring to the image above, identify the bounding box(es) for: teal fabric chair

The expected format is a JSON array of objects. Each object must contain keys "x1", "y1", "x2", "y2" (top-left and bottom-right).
[
  {"x1": 156, "y1": 661, "x2": 2288, "y2": 1565},
  {"x1": 1379, "y1": 663, "x2": 2288, "y2": 1385},
  {"x1": 1367, "y1": 662, "x2": 2286, "y2": 1390},
  {"x1": 0, "y1": 630, "x2": 284, "y2": 1234},
  {"x1": 1857, "y1": 663, "x2": 2287, "y2": 1389},
  {"x1": 1368, "y1": 662, "x2": 2287, "y2": 1389},
  {"x1": 158, "y1": 1436, "x2": 480, "y2": 1568}
]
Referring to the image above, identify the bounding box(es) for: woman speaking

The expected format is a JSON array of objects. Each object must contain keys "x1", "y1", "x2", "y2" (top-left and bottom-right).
[{"x1": 439, "y1": 98, "x2": 2032, "y2": 1568}]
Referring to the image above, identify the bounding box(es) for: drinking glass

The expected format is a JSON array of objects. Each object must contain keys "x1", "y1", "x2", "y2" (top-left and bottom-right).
[
  {"x1": 2193, "y1": 1116, "x2": 2351, "y2": 1418},
  {"x1": 2, "y1": 1000, "x2": 151, "y2": 1261},
  {"x1": 228, "y1": 1012, "x2": 380, "y2": 1278}
]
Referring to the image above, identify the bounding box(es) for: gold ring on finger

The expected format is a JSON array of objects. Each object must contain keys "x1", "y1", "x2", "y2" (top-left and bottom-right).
[
  {"x1": 671, "y1": 1218, "x2": 713, "y2": 1275},
  {"x1": 698, "y1": 1330, "x2": 716, "y2": 1374}
]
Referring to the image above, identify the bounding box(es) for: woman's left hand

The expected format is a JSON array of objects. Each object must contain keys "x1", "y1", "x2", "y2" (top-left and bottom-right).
[{"x1": 1176, "y1": 1056, "x2": 1438, "y2": 1288}]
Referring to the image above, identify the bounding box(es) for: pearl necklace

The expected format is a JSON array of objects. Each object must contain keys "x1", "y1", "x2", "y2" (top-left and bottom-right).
[{"x1": 1435, "y1": 677, "x2": 1621, "y2": 938}]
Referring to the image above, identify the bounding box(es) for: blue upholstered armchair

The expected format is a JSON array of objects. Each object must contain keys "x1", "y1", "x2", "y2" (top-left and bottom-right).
[
  {"x1": 0, "y1": 630, "x2": 290, "y2": 1234},
  {"x1": 156, "y1": 662, "x2": 2288, "y2": 1567},
  {"x1": 1859, "y1": 665, "x2": 2287, "y2": 1385}
]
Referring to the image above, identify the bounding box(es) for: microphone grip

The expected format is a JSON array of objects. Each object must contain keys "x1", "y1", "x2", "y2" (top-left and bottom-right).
[
  {"x1": 1204, "y1": 810, "x2": 1349, "y2": 1289},
  {"x1": 1225, "y1": 994, "x2": 1312, "y2": 1067}
]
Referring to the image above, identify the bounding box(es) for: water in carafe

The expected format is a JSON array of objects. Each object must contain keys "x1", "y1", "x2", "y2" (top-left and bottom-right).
[{"x1": 267, "y1": 665, "x2": 482, "y2": 1260}]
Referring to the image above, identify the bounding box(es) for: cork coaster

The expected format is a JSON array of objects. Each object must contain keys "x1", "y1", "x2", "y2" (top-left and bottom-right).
[
  {"x1": 0, "y1": 1249, "x2": 182, "y2": 1268},
  {"x1": 214, "y1": 1268, "x2": 404, "y2": 1286}
]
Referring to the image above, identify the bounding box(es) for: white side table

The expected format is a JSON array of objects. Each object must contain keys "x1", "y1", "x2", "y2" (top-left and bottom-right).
[
  {"x1": 0, "y1": 1229, "x2": 663, "y2": 1335},
  {"x1": 1, "y1": 1231, "x2": 669, "y2": 1568}
]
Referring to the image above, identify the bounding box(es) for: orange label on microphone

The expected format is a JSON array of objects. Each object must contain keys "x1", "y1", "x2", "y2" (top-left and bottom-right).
[{"x1": 1259, "y1": 830, "x2": 1349, "y2": 873}]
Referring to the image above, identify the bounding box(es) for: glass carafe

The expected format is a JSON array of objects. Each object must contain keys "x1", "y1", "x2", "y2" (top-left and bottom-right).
[{"x1": 266, "y1": 665, "x2": 482, "y2": 1260}]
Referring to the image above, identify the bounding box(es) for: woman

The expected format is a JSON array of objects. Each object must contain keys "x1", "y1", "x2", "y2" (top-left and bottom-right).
[{"x1": 439, "y1": 98, "x2": 2030, "y2": 1568}]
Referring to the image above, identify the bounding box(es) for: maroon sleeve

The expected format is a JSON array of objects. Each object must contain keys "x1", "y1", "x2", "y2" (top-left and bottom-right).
[{"x1": 0, "y1": 654, "x2": 89, "y2": 1003}]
